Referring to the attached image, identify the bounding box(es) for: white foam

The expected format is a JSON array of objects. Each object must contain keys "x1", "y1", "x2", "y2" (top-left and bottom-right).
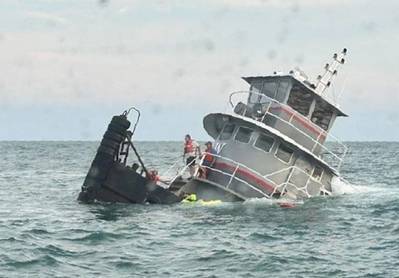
[
  {"x1": 243, "y1": 197, "x2": 273, "y2": 206},
  {"x1": 331, "y1": 176, "x2": 381, "y2": 195},
  {"x1": 243, "y1": 197, "x2": 303, "y2": 207}
]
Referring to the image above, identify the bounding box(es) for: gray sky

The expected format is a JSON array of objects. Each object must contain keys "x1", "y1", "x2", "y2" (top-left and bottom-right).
[{"x1": 1, "y1": 0, "x2": 399, "y2": 141}]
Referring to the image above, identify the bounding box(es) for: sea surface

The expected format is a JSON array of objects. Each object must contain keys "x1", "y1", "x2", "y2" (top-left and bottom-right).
[{"x1": 0, "y1": 141, "x2": 398, "y2": 277}]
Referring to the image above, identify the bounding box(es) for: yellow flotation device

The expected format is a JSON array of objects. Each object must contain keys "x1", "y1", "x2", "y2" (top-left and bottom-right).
[
  {"x1": 181, "y1": 194, "x2": 222, "y2": 206},
  {"x1": 197, "y1": 199, "x2": 222, "y2": 206},
  {"x1": 181, "y1": 194, "x2": 197, "y2": 203}
]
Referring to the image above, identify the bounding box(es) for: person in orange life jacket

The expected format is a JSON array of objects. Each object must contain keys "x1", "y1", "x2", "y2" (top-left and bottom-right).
[
  {"x1": 200, "y1": 141, "x2": 217, "y2": 178},
  {"x1": 203, "y1": 141, "x2": 216, "y2": 167},
  {"x1": 183, "y1": 134, "x2": 200, "y2": 177}
]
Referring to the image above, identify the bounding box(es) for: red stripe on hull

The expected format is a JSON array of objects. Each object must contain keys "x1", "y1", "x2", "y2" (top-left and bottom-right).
[{"x1": 269, "y1": 106, "x2": 326, "y2": 139}]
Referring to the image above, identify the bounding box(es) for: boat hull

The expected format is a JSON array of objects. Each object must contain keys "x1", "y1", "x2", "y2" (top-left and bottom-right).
[
  {"x1": 78, "y1": 114, "x2": 181, "y2": 205},
  {"x1": 179, "y1": 178, "x2": 244, "y2": 202}
]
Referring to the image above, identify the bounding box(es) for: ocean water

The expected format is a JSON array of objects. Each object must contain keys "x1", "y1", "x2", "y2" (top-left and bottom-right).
[{"x1": 0, "y1": 141, "x2": 398, "y2": 277}]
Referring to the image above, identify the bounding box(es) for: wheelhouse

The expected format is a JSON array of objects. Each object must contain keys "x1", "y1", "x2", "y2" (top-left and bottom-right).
[
  {"x1": 226, "y1": 70, "x2": 348, "y2": 168},
  {"x1": 243, "y1": 74, "x2": 347, "y2": 134}
]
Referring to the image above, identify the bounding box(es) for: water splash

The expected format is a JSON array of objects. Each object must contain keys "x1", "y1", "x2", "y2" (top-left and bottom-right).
[
  {"x1": 331, "y1": 176, "x2": 382, "y2": 195},
  {"x1": 243, "y1": 197, "x2": 273, "y2": 206}
]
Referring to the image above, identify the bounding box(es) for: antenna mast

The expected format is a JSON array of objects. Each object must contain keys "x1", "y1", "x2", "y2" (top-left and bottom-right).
[{"x1": 315, "y1": 48, "x2": 347, "y2": 95}]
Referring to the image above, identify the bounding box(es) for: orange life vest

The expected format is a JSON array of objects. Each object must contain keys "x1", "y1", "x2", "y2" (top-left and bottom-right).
[
  {"x1": 184, "y1": 139, "x2": 194, "y2": 154},
  {"x1": 204, "y1": 149, "x2": 213, "y2": 162}
]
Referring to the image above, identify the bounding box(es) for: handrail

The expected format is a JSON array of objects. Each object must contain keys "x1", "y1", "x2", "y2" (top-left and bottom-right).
[
  {"x1": 169, "y1": 152, "x2": 331, "y2": 199},
  {"x1": 203, "y1": 153, "x2": 330, "y2": 198},
  {"x1": 199, "y1": 165, "x2": 270, "y2": 199},
  {"x1": 167, "y1": 156, "x2": 197, "y2": 187},
  {"x1": 228, "y1": 91, "x2": 348, "y2": 171},
  {"x1": 208, "y1": 152, "x2": 327, "y2": 189},
  {"x1": 160, "y1": 155, "x2": 185, "y2": 178}
]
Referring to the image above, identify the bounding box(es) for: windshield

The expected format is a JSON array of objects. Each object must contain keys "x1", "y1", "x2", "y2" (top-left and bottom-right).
[
  {"x1": 249, "y1": 79, "x2": 290, "y2": 104},
  {"x1": 248, "y1": 81, "x2": 262, "y2": 103}
]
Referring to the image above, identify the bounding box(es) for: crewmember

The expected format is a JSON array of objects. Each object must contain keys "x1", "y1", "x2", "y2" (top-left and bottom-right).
[
  {"x1": 131, "y1": 163, "x2": 139, "y2": 172},
  {"x1": 200, "y1": 141, "x2": 217, "y2": 178},
  {"x1": 183, "y1": 134, "x2": 200, "y2": 177},
  {"x1": 148, "y1": 169, "x2": 160, "y2": 183}
]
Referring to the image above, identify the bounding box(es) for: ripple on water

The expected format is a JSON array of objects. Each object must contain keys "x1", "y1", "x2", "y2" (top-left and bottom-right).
[
  {"x1": 70, "y1": 231, "x2": 124, "y2": 243},
  {"x1": 6, "y1": 254, "x2": 59, "y2": 268},
  {"x1": 1, "y1": 141, "x2": 399, "y2": 277}
]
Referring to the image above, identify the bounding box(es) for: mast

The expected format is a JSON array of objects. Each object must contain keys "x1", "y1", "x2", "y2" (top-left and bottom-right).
[{"x1": 315, "y1": 48, "x2": 347, "y2": 96}]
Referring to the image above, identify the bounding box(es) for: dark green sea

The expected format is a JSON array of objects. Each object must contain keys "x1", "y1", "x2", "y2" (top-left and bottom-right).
[{"x1": 0, "y1": 141, "x2": 398, "y2": 277}]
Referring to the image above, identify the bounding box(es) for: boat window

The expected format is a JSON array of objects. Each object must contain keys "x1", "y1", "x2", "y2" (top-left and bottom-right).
[
  {"x1": 261, "y1": 81, "x2": 278, "y2": 99},
  {"x1": 275, "y1": 143, "x2": 294, "y2": 163},
  {"x1": 312, "y1": 165, "x2": 324, "y2": 181},
  {"x1": 235, "y1": 127, "x2": 253, "y2": 143},
  {"x1": 295, "y1": 156, "x2": 312, "y2": 175},
  {"x1": 276, "y1": 81, "x2": 289, "y2": 103},
  {"x1": 311, "y1": 99, "x2": 334, "y2": 131},
  {"x1": 287, "y1": 83, "x2": 313, "y2": 117},
  {"x1": 249, "y1": 81, "x2": 262, "y2": 103},
  {"x1": 220, "y1": 123, "x2": 235, "y2": 140},
  {"x1": 254, "y1": 134, "x2": 274, "y2": 152},
  {"x1": 259, "y1": 94, "x2": 270, "y2": 104}
]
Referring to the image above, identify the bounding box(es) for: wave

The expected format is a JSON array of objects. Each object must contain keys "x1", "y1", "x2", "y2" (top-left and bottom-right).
[{"x1": 243, "y1": 197, "x2": 302, "y2": 208}]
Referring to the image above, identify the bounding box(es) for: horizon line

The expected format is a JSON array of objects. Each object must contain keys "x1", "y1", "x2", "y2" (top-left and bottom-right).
[{"x1": 1, "y1": 140, "x2": 398, "y2": 143}]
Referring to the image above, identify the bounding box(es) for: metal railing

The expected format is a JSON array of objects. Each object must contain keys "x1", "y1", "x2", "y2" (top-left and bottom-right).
[
  {"x1": 168, "y1": 152, "x2": 331, "y2": 200},
  {"x1": 228, "y1": 91, "x2": 348, "y2": 171},
  {"x1": 160, "y1": 155, "x2": 185, "y2": 179}
]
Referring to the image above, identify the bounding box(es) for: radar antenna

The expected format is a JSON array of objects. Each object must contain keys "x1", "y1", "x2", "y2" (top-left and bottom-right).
[{"x1": 315, "y1": 48, "x2": 347, "y2": 95}]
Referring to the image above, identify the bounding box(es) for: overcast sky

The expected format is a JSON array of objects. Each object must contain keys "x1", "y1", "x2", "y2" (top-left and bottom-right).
[{"x1": 1, "y1": 0, "x2": 399, "y2": 141}]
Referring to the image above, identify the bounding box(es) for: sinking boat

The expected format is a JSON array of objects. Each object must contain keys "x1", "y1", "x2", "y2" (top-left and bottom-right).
[
  {"x1": 78, "y1": 109, "x2": 182, "y2": 204},
  {"x1": 78, "y1": 49, "x2": 349, "y2": 205}
]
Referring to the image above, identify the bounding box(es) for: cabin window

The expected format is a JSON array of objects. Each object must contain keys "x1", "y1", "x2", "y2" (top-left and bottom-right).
[
  {"x1": 261, "y1": 81, "x2": 278, "y2": 99},
  {"x1": 275, "y1": 143, "x2": 294, "y2": 163},
  {"x1": 311, "y1": 99, "x2": 334, "y2": 131},
  {"x1": 220, "y1": 123, "x2": 235, "y2": 140},
  {"x1": 235, "y1": 127, "x2": 252, "y2": 143},
  {"x1": 254, "y1": 134, "x2": 274, "y2": 153},
  {"x1": 287, "y1": 83, "x2": 313, "y2": 117},
  {"x1": 249, "y1": 81, "x2": 262, "y2": 103},
  {"x1": 312, "y1": 165, "x2": 324, "y2": 181},
  {"x1": 259, "y1": 94, "x2": 270, "y2": 104},
  {"x1": 276, "y1": 81, "x2": 289, "y2": 103}
]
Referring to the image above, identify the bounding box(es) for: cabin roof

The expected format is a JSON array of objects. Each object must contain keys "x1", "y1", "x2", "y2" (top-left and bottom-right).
[{"x1": 242, "y1": 74, "x2": 348, "y2": 117}]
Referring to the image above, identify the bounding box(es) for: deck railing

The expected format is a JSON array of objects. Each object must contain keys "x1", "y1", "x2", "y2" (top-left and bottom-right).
[
  {"x1": 228, "y1": 91, "x2": 348, "y2": 171},
  {"x1": 166, "y1": 152, "x2": 330, "y2": 200}
]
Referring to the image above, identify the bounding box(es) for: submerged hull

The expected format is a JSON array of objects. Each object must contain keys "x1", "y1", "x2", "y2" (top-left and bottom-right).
[
  {"x1": 79, "y1": 161, "x2": 181, "y2": 205},
  {"x1": 78, "y1": 114, "x2": 181, "y2": 205},
  {"x1": 180, "y1": 179, "x2": 243, "y2": 202}
]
